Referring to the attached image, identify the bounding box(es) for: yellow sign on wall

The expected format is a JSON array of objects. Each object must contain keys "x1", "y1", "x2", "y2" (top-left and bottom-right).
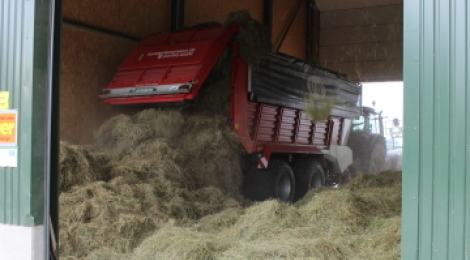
[
  {"x1": 0, "y1": 110, "x2": 17, "y2": 146},
  {"x1": 0, "y1": 92, "x2": 9, "y2": 110}
]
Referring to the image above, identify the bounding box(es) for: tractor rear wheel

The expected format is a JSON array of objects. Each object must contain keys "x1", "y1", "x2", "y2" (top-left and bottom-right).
[{"x1": 365, "y1": 141, "x2": 387, "y2": 174}]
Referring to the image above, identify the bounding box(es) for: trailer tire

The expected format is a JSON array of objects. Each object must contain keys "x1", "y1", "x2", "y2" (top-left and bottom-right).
[
  {"x1": 269, "y1": 160, "x2": 295, "y2": 203},
  {"x1": 242, "y1": 167, "x2": 273, "y2": 202},
  {"x1": 292, "y1": 158, "x2": 324, "y2": 201},
  {"x1": 242, "y1": 160, "x2": 295, "y2": 203}
]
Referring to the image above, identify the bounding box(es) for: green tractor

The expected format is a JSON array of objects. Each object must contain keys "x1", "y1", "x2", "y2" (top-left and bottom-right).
[{"x1": 347, "y1": 106, "x2": 387, "y2": 174}]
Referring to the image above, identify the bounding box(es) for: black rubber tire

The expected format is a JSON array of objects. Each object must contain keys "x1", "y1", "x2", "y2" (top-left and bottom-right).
[
  {"x1": 269, "y1": 160, "x2": 295, "y2": 203},
  {"x1": 242, "y1": 159, "x2": 295, "y2": 203},
  {"x1": 365, "y1": 141, "x2": 387, "y2": 174},
  {"x1": 242, "y1": 166, "x2": 273, "y2": 202},
  {"x1": 292, "y1": 158, "x2": 325, "y2": 201}
]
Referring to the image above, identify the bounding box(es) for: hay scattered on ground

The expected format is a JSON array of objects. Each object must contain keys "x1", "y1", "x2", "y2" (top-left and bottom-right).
[
  {"x1": 59, "y1": 10, "x2": 401, "y2": 260},
  {"x1": 59, "y1": 142, "x2": 109, "y2": 192},
  {"x1": 178, "y1": 115, "x2": 244, "y2": 200},
  {"x1": 76, "y1": 171, "x2": 401, "y2": 260},
  {"x1": 59, "y1": 108, "x2": 245, "y2": 259}
]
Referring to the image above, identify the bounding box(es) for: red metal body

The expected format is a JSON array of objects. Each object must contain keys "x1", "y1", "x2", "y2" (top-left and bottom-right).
[
  {"x1": 229, "y1": 45, "x2": 343, "y2": 167},
  {"x1": 101, "y1": 26, "x2": 345, "y2": 168},
  {"x1": 102, "y1": 25, "x2": 239, "y2": 105}
]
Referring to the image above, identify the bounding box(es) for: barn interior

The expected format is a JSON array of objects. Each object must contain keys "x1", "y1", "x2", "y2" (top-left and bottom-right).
[{"x1": 57, "y1": 0, "x2": 403, "y2": 259}]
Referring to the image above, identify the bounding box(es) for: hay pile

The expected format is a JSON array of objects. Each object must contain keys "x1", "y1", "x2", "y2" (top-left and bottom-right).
[
  {"x1": 191, "y1": 10, "x2": 271, "y2": 116},
  {"x1": 59, "y1": 142, "x2": 109, "y2": 192},
  {"x1": 59, "y1": 108, "x2": 245, "y2": 259},
  {"x1": 67, "y1": 171, "x2": 401, "y2": 260},
  {"x1": 59, "y1": 10, "x2": 401, "y2": 260}
]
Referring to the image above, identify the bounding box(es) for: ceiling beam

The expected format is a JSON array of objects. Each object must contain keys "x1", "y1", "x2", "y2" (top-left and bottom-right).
[{"x1": 171, "y1": 0, "x2": 185, "y2": 30}]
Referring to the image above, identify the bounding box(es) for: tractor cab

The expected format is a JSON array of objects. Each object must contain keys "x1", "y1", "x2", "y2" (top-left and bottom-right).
[
  {"x1": 351, "y1": 106, "x2": 384, "y2": 136},
  {"x1": 347, "y1": 106, "x2": 387, "y2": 174}
]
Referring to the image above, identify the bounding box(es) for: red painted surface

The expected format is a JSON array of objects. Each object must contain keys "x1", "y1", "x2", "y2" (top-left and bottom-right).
[
  {"x1": 102, "y1": 25, "x2": 239, "y2": 105},
  {"x1": 102, "y1": 26, "x2": 340, "y2": 160},
  {"x1": 229, "y1": 45, "x2": 333, "y2": 159}
]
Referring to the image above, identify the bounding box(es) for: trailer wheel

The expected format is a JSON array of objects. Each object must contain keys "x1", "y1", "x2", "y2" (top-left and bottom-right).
[
  {"x1": 242, "y1": 160, "x2": 295, "y2": 203},
  {"x1": 242, "y1": 167, "x2": 273, "y2": 202},
  {"x1": 269, "y1": 160, "x2": 295, "y2": 203},
  {"x1": 292, "y1": 158, "x2": 324, "y2": 201}
]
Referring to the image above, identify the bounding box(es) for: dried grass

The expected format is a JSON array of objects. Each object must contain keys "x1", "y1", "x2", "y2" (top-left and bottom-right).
[
  {"x1": 59, "y1": 108, "x2": 245, "y2": 259},
  {"x1": 94, "y1": 171, "x2": 402, "y2": 260},
  {"x1": 225, "y1": 10, "x2": 272, "y2": 65},
  {"x1": 304, "y1": 95, "x2": 335, "y2": 121},
  {"x1": 59, "y1": 10, "x2": 401, "y2": 260},
  {"x1": 58, "y1": 142, "x2": 109, "y2": 192}
]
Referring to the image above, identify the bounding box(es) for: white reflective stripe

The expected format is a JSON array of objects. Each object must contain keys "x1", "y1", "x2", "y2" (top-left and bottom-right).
[
  {"x1": 99, "y1": 83, "x2": 193, "y2": 99},
  {"x1": 257, "y1": 156, "x2": 269, "y2": 169}
]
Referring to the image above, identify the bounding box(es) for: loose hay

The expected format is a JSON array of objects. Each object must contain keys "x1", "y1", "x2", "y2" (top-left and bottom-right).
[
  {"x1": 59, "y1": 108, "x2": 246, "y2": 259},
  {"x1": 304, "y1": 94, "x2": 336, "y2": 122},
  {"x1": 80, "y1": 172, "x2": 402, "y2": 260},
  {"x1": 59, "y1": 10, "x2": 401, "y2": 260},
  {"x1": 225, "y1": 10, "x2": 272, "y2": 65},
  {"x1": 59, "y1": 141, "x2": 109, "y2": 192},
  {"x1": 178, "y1": 114, "x2": 244, "y2": 200},
  {"x1": 59, "y1": 182, "x2": 154, "y2": 258}
]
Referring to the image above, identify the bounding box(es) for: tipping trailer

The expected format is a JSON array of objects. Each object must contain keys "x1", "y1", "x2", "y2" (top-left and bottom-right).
[{"x1": 99, "y1": 25, "x2": 364, "y2": 202}]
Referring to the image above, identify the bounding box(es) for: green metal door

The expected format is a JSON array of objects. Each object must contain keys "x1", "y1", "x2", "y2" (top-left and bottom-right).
[
  {"x1": 0, "y1": 0, "x2": 57, "y2": 259},
  {"x1": 402, "y1": 0, "x2": 470, "y2": 259}
]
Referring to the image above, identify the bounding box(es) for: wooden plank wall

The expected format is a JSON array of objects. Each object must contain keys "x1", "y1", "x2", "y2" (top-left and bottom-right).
[
  {"x1": 318, "y1": 4, "x2": 403, "y2": 82},
  {"x1": 60, "y1": 0, "x2": 307, "y2": 145},
  {"x1": 60, "y1": 0, "x2": 171, "y2": 145}
]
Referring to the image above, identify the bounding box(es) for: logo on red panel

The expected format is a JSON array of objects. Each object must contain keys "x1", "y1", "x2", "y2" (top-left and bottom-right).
[{"x1": 147, "y1": 48, "x2": 196, "y2": 59}]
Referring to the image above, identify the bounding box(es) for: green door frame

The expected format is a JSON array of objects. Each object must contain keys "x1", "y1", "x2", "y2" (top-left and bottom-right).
[{"x1": 402, "y1": 0, "x2": 470, "y2": 259}]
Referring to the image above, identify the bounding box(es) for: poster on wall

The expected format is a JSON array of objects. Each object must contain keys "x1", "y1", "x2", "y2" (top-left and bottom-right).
[
  {"x1": 0, "y1": 91, "x2": 9, "y2": 110},
  {"x1": 0, "y1": 148, "x2": 17, "y2": 167},
  {"x1": 0, "y1": 110, "x2": 17, "y2": 146},
  {"x1": 0, "y1": 110, "x2": 17, "y2": 167}
]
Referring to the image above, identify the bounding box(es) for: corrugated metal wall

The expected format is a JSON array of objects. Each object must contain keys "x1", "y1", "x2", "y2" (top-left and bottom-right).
[
  {"x1": 0, "y1": 0, "x2": 49, "y2": 226},
  {"x1": 402, "y1": 0, "x2": 470, "y2": 259}
]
